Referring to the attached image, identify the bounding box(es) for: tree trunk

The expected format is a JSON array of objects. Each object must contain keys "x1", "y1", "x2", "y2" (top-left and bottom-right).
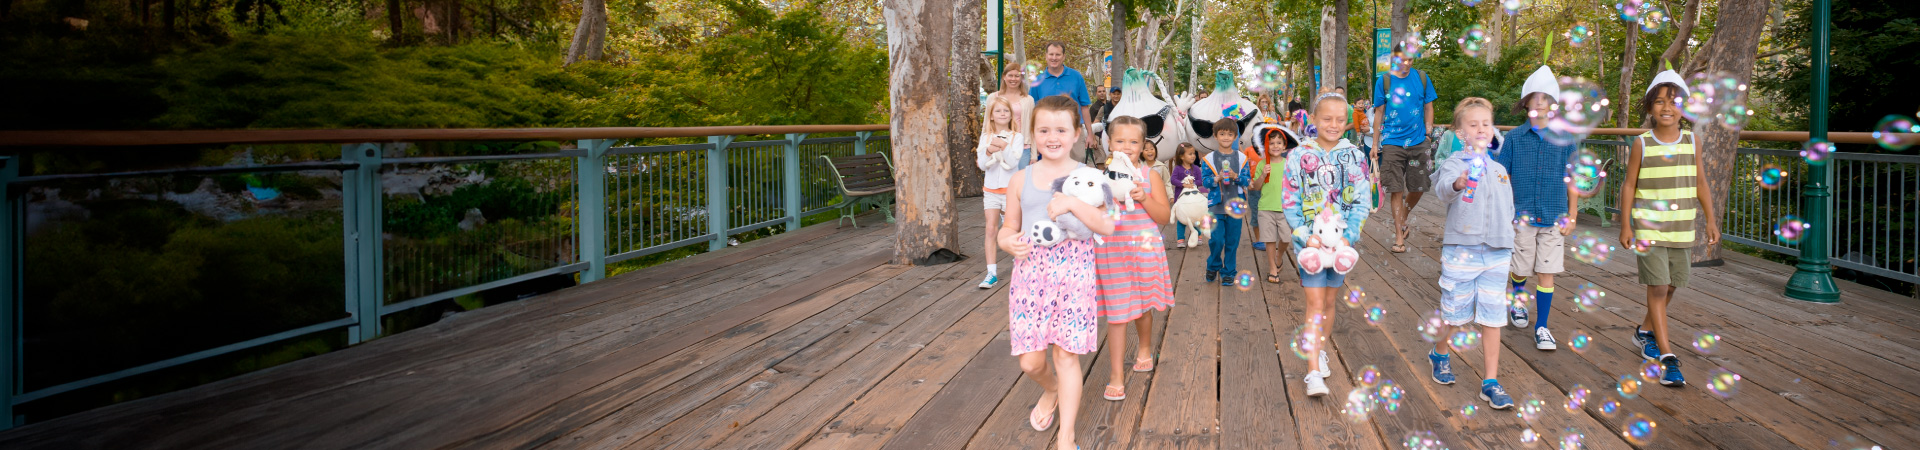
[
  {"x1": 1189, "y1": 8, "x2": 1201, "y2": 96},
  {"x1": 1329, "y1": 0, "x2": 1349, "y2": 92},
  {"x1": 1110, "y1": 3, "x2": 1126, "y2": 93},
  {"x1": 1682, "y1": 0, "x2": 1770, "y2": 263},
  {"x1": 386, "y1": 0, "x2": 402, "y2": 41},
  {"x1": 164, "y1": 0, "x2": 176, "y2": 34},
  {"x1": 563, "y1": 0, "x2": 608, "y2": 66},
  {"x1": 1390, "y1": 0, "x2": 1409, "y2": 49},
  {"x1": 1661, "y1": 0, "x2": 1703, "y2": 70},
  {"x1": 1616, "y1": 24, "x2": 1638, "y2": 128},
  {"x1": 1486, "y1": 8, "x2": 1503, "y2": 64},
  {"x1": 950, "y1": 0, "x2": 984, "y2": 198},
  {"x1": 886, "y1": 0, "x2": 958, "y2": 265},
  {"x1": 1010, "y1": 0, "x2": 1026, "y2": 64}
]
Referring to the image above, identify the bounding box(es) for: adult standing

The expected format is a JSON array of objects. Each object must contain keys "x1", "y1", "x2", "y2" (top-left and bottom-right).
[
  {"x1": 988, "y1": 66, "x2": 1037, "y2": 168},
  {"x1": 1371, "y1": 47, "x2": 1439, "y2": 253},
  {"x1": 1031, "y1": 41, "x2": 1095, "y2": 164}
]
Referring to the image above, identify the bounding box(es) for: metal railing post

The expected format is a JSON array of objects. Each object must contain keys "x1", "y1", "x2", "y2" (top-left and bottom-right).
[
  {"x1": 707, "y1": 136, "x2": 734, "y2": 251},
  {"x1": 342, "y1": 143, "x2": 386, "y2": 343},
  {"x1": 0, "y1": 156, "x2": 18, "y2": 429},
  {"x1": 1787, "y1": 0, "x2": 1842, "y2": 302},
  {"x1": 576, "y1": 139, "x2": 613, "y2": 283},
  {"x1": 784, "y1": 133, "x2": 808, "y2": 232},
  {"x1": 854, "y1": 131, "x2": 873, "y2": 155}
]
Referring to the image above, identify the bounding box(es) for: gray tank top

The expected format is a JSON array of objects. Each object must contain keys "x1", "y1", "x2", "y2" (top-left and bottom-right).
[{"x1": 1019, "y1": 163, "x2": 1083, "y2": 230}]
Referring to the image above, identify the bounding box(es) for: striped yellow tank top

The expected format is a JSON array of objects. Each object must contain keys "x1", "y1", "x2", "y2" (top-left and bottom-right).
[{"x1": 1632, "y1": 130, "x2": 1698, "y2": 247}]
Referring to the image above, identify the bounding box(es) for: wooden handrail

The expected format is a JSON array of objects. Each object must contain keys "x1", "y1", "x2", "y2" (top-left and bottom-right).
[
  {"x1": 1491, "y1": 125, "x2": 1913, "y2": 146},
  {"x1": 0, "y1": 125, "x2": 891, "y2": 147}
]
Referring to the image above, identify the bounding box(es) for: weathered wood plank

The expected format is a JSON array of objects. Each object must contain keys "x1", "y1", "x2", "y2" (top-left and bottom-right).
[
  {"x1": 872, "y1": 331, "x2": 1021, "y2": 450},
  {"x1": 1218, "y1": 240, "x2": 1300, "y2": 449},
  {"x1": 1131, "y1": 230, "x2": 1221, "y2": 450}
]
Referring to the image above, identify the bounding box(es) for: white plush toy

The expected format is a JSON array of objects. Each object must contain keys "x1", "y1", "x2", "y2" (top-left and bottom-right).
[
  {"x1": 1105, "y1": 153, "x2": 1141, "y2": 211},
  {"x1": 1030, "y1": 167, "x2": 1113, "y2": 246},
  {"x1": 1170, "y1": 176, "x2": 1211, "y2": 243},
  {"x1": 1296, "y1": 208, "x2": 1361, "y2": 274},
  {"x1": 989, "y1": 131, "x2": 1024, "y2": 170}
]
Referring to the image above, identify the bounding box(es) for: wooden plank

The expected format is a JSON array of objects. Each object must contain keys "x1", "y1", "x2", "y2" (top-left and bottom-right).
[
  {"x1": 1068, "y1": 248, "x2": 1180, "y2": 450},
  {"x1": 873, "y1": 331, "x2": 1022, "y2": 450},
  {"x1": 1685, "y1": 422, "x2": 1800, "y2": 450},
  {"x1": 1218, "y1": 239, "x2": 1300, "y2": 449},
  {"x1": 1260, "y1": 249, "x2": 1386, "y2": 450},
  {"x1": 1131, "y1": 231, "x2": 1221, "y2": 450}
]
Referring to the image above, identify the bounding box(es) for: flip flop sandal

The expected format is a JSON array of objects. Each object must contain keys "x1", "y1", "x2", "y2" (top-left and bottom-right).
[
  {"x1": 1029, "y1": 402, "x2": 1055, "y2": 431},
  {"x1": 1132, "y1": 356, "x2": 1155, "y2": 372},
  {"x1": 1266, "y1": 271, "x2": 1284, "y2": 283},
  {"x1": 1103, "y1": 384, "x2": 1126, "y2": 401}
]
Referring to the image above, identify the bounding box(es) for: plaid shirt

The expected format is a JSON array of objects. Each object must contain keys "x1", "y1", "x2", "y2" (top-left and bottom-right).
[{"x1": 1495, "y1": 125, "x2": 1579, "y2": 227}]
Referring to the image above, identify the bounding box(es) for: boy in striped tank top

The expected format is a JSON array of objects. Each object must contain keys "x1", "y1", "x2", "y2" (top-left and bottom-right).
[{"x1": 1617, "y1": 71, "x2": 1721, "y2": 388}]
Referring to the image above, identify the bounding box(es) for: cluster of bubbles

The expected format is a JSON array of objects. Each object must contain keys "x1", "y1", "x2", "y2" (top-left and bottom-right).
[
  {"x1": 1623, "y1": 414, "x2": 1659, "y2": 445},
  {"x1": 1564, "y1": 149, "x2": 1608, "y2": 197},
  {"x1": 1876, "y1": 114, "x2": 1919, "y2": 151},
  {"x1": 1572, "y1": 283, "x2": 1605, "y2": 312},
  {"x1": 1539, "y1": 78, "x2": 1611, "y2": 145},
  {"x1": 1449, "y1": 329, "x2": 1482, "y2": 351},
  {"x1": 1226, "y1": 197, "x2": 1249, "y2": 218},
  {"x1": 1418, "y1": 311, "x2": 1449, "y2": 343},
  {"x1": 1567, "y1": 22, "x2": 1593, "y2": 47},
  {"x1": 1775, "y1": 215, "x2": 1809, "y2": 245},
  {"x1": 1568, "y1": 231, "x2": 1616, "y2": 265},
  {"x1": 1706, "y1": 368, "x2": 1742, "y2": 398},
  {"x1": 1559, "y1": 428, "x2": 1588, "y2": 450},
  {"x1": 1565, "y1": 384, "x2": 1591, "y2": 413},
  {"x1": 1458, "y1": 25, "x2": 1489, "y2": 57},
  {"x1": 1755, "y1": 164, "x2": 1787, "y2": 190},
  {"x1": 1344, "y1": 388, "x2": 1376, "y2": 423},
  {"x1": 1618, "y1": 374, "x2": 1643, "y2": 398},
  {"x1": 1693, "y1": 330, "x2": 1721, "y2": 354},
  {"x1": 1377, "y1": 379, "x2": 1406, "y2": 413},
  {"x1": 1022, "y1": 61, "x2": 1045, "y2": 88},
  {"x1": 1683, "y1": 72, "x2": 1754, "y2": 131},
  {"x1": 1802, "y1": 139, "x2": 1835, "y2": 165},
  {"x1": 1404, "y1": 431, "x2": 1447, "y2": 450},
  {"x1": 1568, "y1": 330, "x2": 1593, "y2": 353},
  {"x1": 1255, "y1": 60, "x2": 1286, "y2": 95},
  {"x1": 1517, "y1": 394, "x2": 1547, "y2": 422}
]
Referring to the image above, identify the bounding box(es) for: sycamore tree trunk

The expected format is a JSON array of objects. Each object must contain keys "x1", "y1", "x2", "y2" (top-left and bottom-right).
[
  {"x1": 1486, "y1": 8, "x2": 1502, "y2": 64},
  {"x1": 1661, "y1": 0, "x2": 1703, "y2": 69},
  {"x1": 1390, "y1": 0, "x2": 1409, "y2": 49},
  {"x1": 1189, "y1": 8, "x2": 1201, "y2": 95},
  {"x1": 1010, "y1": 0, "x2": 1026, "y2": 64},
  {"x1": 1327, "y1": 0, "x2": 1349, "y2": 92},
  {"x1": 1616, "y1": 24, "x2": 1638, "y2": 128},
  {"x1": 563, "y1": 0, "x2": 607, "y2": 66},
  {"x1": 886, "y1": 0, "x2": 958, "y2": 265},
  {"x1": 1682, "y1": 0, "x2": 1770, "y2": 263},
  {"x1": 950, "y1": 0, "x2": 984, "y2": 197},
  {"x1": 1110, "y1": 4, "x2": 1127, "y2": 94}
]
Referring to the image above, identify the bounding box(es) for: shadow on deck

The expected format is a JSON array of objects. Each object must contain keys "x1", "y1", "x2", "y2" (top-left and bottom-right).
[{"x1": 1, "y1": 198, "x2": 1915, "y2": 449}]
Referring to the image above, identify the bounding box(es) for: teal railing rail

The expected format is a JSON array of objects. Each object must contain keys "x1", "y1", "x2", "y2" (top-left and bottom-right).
[{"x1": 0, "y1": 125, "x2": 891, "y2": 428}]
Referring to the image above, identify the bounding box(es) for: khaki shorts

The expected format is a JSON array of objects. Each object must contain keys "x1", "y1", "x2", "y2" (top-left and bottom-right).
[
  {"x1": 983, "y1": 191, "x2": 1007, "y2": 210},
  {"x1": 1379, "y1": 142, "x2": 1434, "y2": 193},
  {"x1": 1256, "y1": 210, "x2": 1290, "y2": 243},
  {"x1": 1512, "y1": 225, "x2": 1566, "y2": 277},
  {"x1": 1636, "y1": 246, "x2": 1691, "y2": 289}
]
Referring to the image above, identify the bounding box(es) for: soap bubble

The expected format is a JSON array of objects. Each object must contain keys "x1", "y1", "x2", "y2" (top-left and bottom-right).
[
  {"x1": 1378, "y1": 380, "x2": 1406, "y2": 414},
  {"x1": 1564, "y1": 149, "x2": 1607, "y2": 197},
  {"x1": 1459, "y1": 403, "x2": 1479, "y2": 419},
  {"x1": 1568, "y1": 330, "x2": 1593, "y2": 353},
  {"x1": 1830, "y1": 435, "x2": 1885, "y2": 450},
  {"x1": 1569, "y1": 231, "x2": 1615, "y2": 265},
  {"x1": 1461, "y1": 0, "x2": 1480, "y2": 5},
  {"x1": 1640, "y1": 361, "x2": 1664, "y2": 383},
  {"x1": 1449, "y1": 329, "x2": 1482, "y2": 351},
  {"x1": 1517, "y1": 394, "x2": 1547, "y2": 422},
  {"x1": 1276, "y1": 37, "x2": 1294, "y2": 55},
  {"x1": 1802, "y1": 139, "x2": 1834, "y2": 165},
  {"x1": 1344, "y1": 387, "x2": 1376, "y2": 422},
  {"x1": 1618, "y1": 374, "x2": 1642, "y2": 399},
  {"x1": 1520, "y1": 428, "x2": 1542, "y2": 447},
  {"x1": 1138, "y1": 230, "x2": 1159, "y2": 249},
  {"x1": 1199, "y1": 214, "x2": 1215, "y2": 230},
  {"x1": 1227, "y1": 197, "x2": 1249, "y2": 218},
  {"x1": 1356, "y1": 365, "x2": 1382, "y2": 387},
  {"x1": 1638, "y1": 4, "x2": 1669, "y2": 32},
  {"x1": 1023, "y1": 61, "x2": 1045, "y2": 87},
  {"x1": 1775, "y1": 215, "x2": 1809, "y2": 245},
  {"x1": 1419, "y1": 311, "x2": 1448, "y2": 342},
  {"x1": 1683, "y1": 72, "x2": 1752, "y2": 131},
  {"x1": 1458, "y1": 25, "x2": 1489, "y2": 57},
  {"x1": 1256, "y1": 60, "x2": 1286, "y2": 94},
  {"x1": 1616, "y1": 0, "x2": 1643, "y2": 22},
  {"x1": 1502, "y1": 0, "x2": 1524, "y2": 14},
  {"x1": 1568, "y1": 22, "x2": 1593, "y2": 47},
  {"x1": 1366, "y1": 304, "x2": 1386, "y2": 325},
  {"x1": 1623, "y1": 414, "x2": 1659, "y2": 445},
  {"x1": 1573, "y1": 283, "x2": 1605, "y2": 312},
  {"x1": 1345, "y1": 286, "x2": 1367, "y2": 309},
  {"x1": 1236, "y1": 270, "x2": 1256, "y2": 291},
  {"x1": 1539, "y1": 78, "x2": 1610, "y2": 146},
  {"x1": 1755, "y1": 164, "x2": 1787, "y2": 190},
  {"x1": 1510, "y1": 290, "x2": 1533, "y2": 312},
  {"x1": 1290, "y1": 325, "x2": 1319, "y2": 360},
  {"x1": 1706, "y1": 368, "x2": 1742, "y2": 398},
  {"x1": 1875, "y1": 115, "x2": 1919, "y2": 151},
  {"x1": 1405, "y1": 431, "x2": 1447, "y2": 450},
  {"x1": 1693, "y1": 330, "x2": 1722, "y2": 354},
  {"x1": 1565, "y1": 384, "x2": 1591, "y2": 412},
  {"x1": 1401, "y1": 33, "x2": 1427, "y2": 59},
  {"x1": 1559, "y1": 428, "x2": 1588, "y2": 450},
  {"x1": 1598, "y1": 397, "x2": 1621, "y2": 417}
]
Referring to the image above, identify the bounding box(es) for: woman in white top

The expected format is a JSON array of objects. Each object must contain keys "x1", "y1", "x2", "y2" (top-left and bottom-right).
[{"x1": 976, "y1": 95, "x2": 1025, "y2": 288}]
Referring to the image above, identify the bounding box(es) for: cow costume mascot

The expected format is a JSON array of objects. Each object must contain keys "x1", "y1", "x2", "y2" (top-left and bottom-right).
[
  {"x1": 1183, "y1": 70, "x2": 1267, "y2": 155},
  {"x1": 1092, "y1": 68, "x2": 1192, "y2": 164}
]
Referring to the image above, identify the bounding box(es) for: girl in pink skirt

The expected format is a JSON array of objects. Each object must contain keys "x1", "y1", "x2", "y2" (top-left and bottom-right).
[{"x1": 1093, "y1": 116, "x2": 1174, "y2": 402}]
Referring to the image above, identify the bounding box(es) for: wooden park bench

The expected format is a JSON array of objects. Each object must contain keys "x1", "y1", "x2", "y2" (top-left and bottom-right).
[{"x1": 820, "y1": 153, "x2": 896, "y2": 228}]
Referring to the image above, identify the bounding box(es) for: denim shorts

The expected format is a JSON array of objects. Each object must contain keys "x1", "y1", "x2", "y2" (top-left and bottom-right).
[{"x1": 1298, "y1": 266, "x2": 1347, "y2": 288}]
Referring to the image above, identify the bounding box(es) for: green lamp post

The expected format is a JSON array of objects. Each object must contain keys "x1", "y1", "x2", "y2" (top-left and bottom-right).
[{"x1": 1785, "y1": 0, "x2": 1841, "y2": 302}]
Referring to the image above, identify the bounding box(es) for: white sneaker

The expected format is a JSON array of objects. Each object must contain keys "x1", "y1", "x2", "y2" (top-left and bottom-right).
[
  {"x1": 977, "y1": 273, "x2": 998, "y2": 289},
  {"x1": 1305, "y1": 373, "x2": 1330, "y2": 397},
  {"x1": 1317, "y1": 349, "x2": 1333, "y2": 378},
  {"x1": 1534, "y1": 327, "x2": 1558, "y2": 351}
]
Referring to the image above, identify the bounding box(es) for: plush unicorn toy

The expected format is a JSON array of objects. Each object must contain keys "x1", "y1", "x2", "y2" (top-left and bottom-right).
[
  {"x1": 1296, "y1": 208, "x2": 1361, "y2": 274},
  {"x1": 1029, "y1": 167, "x2": 1114, "y2": 246}
]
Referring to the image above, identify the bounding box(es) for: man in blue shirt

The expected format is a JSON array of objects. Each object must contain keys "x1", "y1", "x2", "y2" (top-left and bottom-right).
[
  {"x1": 1371, "y1": 47, "x2": 1438, "y2": 253},
  {"x1": 1031, "y1": 41, "x2": 1094, "y2": 165},
  {"x1": 1493, "y1": 65, "x2": 1581, "y2": 351}
]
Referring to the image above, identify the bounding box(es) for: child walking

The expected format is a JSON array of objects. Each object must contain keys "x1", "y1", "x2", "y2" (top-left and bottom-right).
[
  {"x1": 1169, "y1": 143, "x2": 1207, "y2": 248},
  {"x1": 1251, "y1": 122, "x2": 1299, "y2": 283},
  {"x1": 1095, "y1": 116, "x2": 1175, "y2": 401},
  {"x1": 1494, "y1": 66, "x2": 1582, "y2": 349},
  {"x1": 1202, "y1": 118, "x2": 1251, "y2": 285},
  {"x1": 1281, "y1": 93, "x2": 1373, "y2": 397},
  {"x1": 1426, "y1": 97, "x2": 1518, "y2": 409},
  {"x1": 978, "y1": 96, "x2": 1026, "y2": 289},
  {"x1": 1619, "y1": 70, "x2": 1720, "y2": 387}
]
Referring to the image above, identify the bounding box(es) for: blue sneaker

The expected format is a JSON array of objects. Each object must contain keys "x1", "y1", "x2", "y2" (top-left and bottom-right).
[
  {"x1": 1220, "y1": 275, "x2": 1235, "y2": 286},
  {"x1": 1660, "y1": 354, "x2": 1687, "y2": 386},
  {"x1": 1429, "y1": 351, "x2": 1456, "y2": 385},
  {"x1": 1253, "y1": 242, "x2": 1268, "y2": 251},
  {"x1": 977, "y1": 273, "x2": 999, "y2": 289},
  {"x1": 1633, "y1": 328, "x2": 1661, "y2": 362},
  {"x1": 1481, "y1": 380, "x2": 1514, "y2": 409}
]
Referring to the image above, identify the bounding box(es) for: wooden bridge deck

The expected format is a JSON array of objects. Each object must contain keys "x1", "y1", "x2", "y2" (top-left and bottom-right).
[{"x1": 2, "y1": 197, "x2": 1916, "y2": 449}]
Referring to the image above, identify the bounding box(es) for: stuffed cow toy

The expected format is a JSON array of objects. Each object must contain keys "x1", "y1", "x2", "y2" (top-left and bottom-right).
[{"x1": 1028, "y1": 167, "x2": 1114, "y2": 247}]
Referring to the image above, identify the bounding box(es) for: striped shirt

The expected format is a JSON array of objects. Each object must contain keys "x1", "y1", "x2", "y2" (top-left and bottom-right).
[{"x1": 1632, "y1": 130, "x2": 1698, "y2": 247}]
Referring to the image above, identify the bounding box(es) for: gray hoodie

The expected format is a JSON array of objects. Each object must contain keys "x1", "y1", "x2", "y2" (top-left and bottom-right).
[{"x1": 1429, "y1": 150, "x2": 1516, "y2": 249}]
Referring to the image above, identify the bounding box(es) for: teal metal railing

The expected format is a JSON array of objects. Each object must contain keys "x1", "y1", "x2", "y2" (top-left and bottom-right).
[{"x1": 0, "y1": 126, "x2": 889, "y2": 428}]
